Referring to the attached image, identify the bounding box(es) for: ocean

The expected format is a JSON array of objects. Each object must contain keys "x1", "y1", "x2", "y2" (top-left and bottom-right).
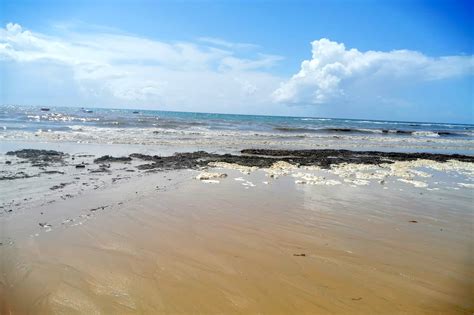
[{"x1": 1, "y1": 105, "x2": 473, "y2": 154}]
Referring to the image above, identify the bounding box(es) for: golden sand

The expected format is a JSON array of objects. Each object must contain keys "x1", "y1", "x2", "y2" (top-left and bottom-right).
[{"x1": 1, "y1": 170, "x2": 473, "y2": 314}]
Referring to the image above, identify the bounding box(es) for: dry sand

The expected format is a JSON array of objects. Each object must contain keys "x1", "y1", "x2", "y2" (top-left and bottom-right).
[{"x1": 1, "y1": 166, "x2": 473, "y2": 314}]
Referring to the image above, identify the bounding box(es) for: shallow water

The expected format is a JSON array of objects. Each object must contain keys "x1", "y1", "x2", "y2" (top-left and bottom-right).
[{"x1": 1, "y1": 105, "x2": 473, "y2": 154}]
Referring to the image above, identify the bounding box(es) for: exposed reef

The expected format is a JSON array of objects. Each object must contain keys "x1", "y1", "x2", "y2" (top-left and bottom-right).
[
  {"x1": 6, "y1": 149, "x2": 67, "y2": 166},
  {"x1": 104, "y1": 149, "x2": 474, "y2": 171}
]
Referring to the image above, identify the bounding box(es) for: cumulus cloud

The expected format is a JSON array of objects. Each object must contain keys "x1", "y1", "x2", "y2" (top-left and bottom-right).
[
  {"x1": 2, "y1": 23, "x2": 472, "y2": 117},
  {"x1": 0, "y1": 22, "x2": 282, "y2": 111},
  {"x1": 273, "y1": 38, "x2": 474, "y2": 104}
]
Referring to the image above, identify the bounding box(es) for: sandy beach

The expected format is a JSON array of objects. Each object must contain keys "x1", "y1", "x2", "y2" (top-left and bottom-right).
[
  {"x1": 1, "y1": 143, "x2": 473, "y2": 314},
  {"x1": 2, "y1": 0, "x2": 474, "y2": 312}
]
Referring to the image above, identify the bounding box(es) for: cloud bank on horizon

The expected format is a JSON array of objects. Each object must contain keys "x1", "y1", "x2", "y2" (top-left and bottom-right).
[
  {"x1": 1, "y1": 22, "x2": 473, "y2": 121},
  {"x1": 0, "y1": 22, "x2": 283, "y2": 114}
]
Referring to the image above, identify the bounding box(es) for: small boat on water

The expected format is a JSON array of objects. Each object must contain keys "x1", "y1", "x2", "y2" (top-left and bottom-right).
[
  {"x1": 40, "y1": 107, "x2": 50, "y2": 111},
  {"x1": 132, "y1": 111, "x2": 139, "y2": 114},
  {"x1": 82, "y1": 109, "x2": 93, "y2": 113}
]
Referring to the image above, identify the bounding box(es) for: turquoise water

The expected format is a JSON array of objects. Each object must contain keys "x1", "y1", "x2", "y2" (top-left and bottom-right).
[{"x1": 1, "y1": 105, "x2": 473, "y2": 138}]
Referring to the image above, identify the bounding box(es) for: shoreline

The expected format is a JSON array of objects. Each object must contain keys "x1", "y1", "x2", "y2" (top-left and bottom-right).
[{"x1": 2, "y1": 146, "x2": 473, "y2": 219}]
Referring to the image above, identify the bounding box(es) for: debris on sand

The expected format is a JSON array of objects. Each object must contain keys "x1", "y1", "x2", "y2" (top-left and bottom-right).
[
  {"x1": 42, "y1": 170, "x2": 65, "y2": 175},
  {"x1": 0, "y1": 172, "x2": 38, "y2": 180},
  {"x1": 90, "y1": 205, "x2": 109, "y2": 212},
  {"x1": 196, "y1": 172, "x2": 228, "y2": 181},
  {"x1": 94, "y1": 155, "x2": 132, "y2": 163},
  {"x1": 50, "y1": 182, "x2": 71, "y2": 190}
]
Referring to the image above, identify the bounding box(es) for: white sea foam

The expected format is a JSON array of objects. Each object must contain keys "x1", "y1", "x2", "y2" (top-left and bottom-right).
[
  {"x1": 397, "y1": 178, "x2": 429, "y2": 188},
  {"x1": 458, "y1": 183, "x2": 474, "y2": 188},
  {"x1": 265, "y1": 161, "x2": 299, "y2": 178},
  {"x1": 412, "y1": 131, "x2": 440, "y2": 137},
  {"x1": 200, "y1": 179, "x2": 221, "y2": 184},
  {"x1": 196, "y1": 172, "x2": 227, "y2": 181},
  {"x1": 209, "y1": 162, "x2": 258, "y2": 174},
  {"x1": 301, "y1": 118, "x2": 331, "y2": 121},
  {"x1": 1, "y1": 120, "x2": 473, "y2": 154}
]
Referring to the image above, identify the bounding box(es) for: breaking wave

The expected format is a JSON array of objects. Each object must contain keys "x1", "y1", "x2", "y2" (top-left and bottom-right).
[{"x1": 274, "y1": 127, "x2": 472, "y2": 138}]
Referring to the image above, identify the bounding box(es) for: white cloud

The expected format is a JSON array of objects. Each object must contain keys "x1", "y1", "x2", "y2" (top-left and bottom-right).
[
  {"x1": 0, "y1": 23, "x2": 282, "y2": 111},
  {"x1": 273, "y1": 38, "x2": 474, "y2": 104},
  {"x1": 220, "y1": 54, "x2": 283, "y2": 71},
  {"x1": 1, "y1": 24, "x2": 472, "y2": 118},
  {"x1": 197, "y1": 37, "x2": 259, "y2": 50}
]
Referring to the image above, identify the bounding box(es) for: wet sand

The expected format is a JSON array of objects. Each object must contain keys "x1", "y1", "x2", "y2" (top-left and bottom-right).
[{"x1": 1, "y1": 148, "x2": 473, "y2": 314}]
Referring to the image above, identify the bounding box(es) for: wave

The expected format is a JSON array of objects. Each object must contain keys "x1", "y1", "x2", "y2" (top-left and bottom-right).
[
  {"x1": 381, "y1": 129, "x2": 412, "y2": 135},
  {"x1": 274, "y1": 127, "x2": 320, "y2": 133},
  {"x1": 274, "y1": 127, "x2": 473, "y2": 138},
  {"x1": 300, "y1": 118, "x2": 332, "y2": 121},
  {"x1": 412, "y1": 131, "x2": 440, "y2": 137},
  {"x1": 274, "y1": 127, "x2": 384, "y2": 134}
]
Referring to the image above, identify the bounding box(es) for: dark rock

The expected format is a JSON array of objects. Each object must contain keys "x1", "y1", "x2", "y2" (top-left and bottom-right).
[
  {"x1": 127, "y1": 149, "x2": 474, "y2": 171},
  {"x1": 0, "y1": 172, "x2": 38, "y2": 180},
  {"x1": 90, "y1": 205, "x2": 108, "y2": 211},
  {"x1": 42, "y1": 170, "x2": 65, "y2": 175},
  {"x1": 90, "y1": 167, "x2": 111, "y2": 173},
  {"x1": 6, "y1": 149, "x2": 67, "y2": 166},
  {"x1": 50, "y1": 182, "x2": 70, "y2": 190},
  {"x1": 240, "y1": 149, "x2": 474, "y2": 168},
  {"x1": 94, "y1": 155, "x2": 132, "y2": 163}
]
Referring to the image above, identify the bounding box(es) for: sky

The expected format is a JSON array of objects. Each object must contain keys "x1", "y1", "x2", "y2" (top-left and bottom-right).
[{"x1": 0, "y1": 0, "x2": 473, "y2": 123}]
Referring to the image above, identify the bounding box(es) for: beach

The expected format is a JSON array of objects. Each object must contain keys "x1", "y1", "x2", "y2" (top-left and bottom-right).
[
  {"x1": 1, "y1": 106, "x2": 474, "y2": 314},
  {"x1": 2, "y1": 0, "x2": 473, "y2": 312}
]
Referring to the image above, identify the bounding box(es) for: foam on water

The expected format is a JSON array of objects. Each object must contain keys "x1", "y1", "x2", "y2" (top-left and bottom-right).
[{"x1": 1, "y1": 105, "x2": 473, "y2": 154}]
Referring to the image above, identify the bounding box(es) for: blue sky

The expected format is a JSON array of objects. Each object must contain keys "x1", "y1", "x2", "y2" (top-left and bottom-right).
[{"x1": 1, "y1": 0, "x2": 473, "y2": 123}]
